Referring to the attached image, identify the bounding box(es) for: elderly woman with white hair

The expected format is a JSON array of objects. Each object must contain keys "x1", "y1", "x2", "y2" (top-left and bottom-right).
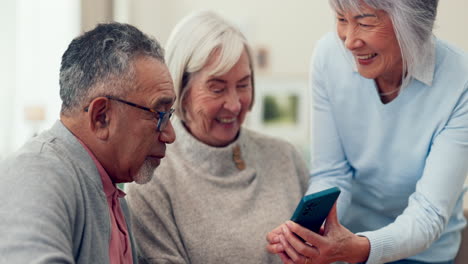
[
  {"x1": 126, "y1": 10, "x2": 309, "y2": 264},
  {"x1": 267, "y1": 0, "x2": 468, "y2": 264}
]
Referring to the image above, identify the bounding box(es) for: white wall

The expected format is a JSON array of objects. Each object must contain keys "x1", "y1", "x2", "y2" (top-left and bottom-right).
[
  {"x1": 1, "y1": 0, "x2": 467, "y2": 159},
  {"x1": 0, "y1": 0, "x2": 80, "y2": 157},
  {"x1": 124, "y1": 0, "x2": 468, "y2": 76},
  {"x1": 434, "y1": 0, "x2": 468, "y2": 49},
  {"x1": 0, "y1": 0, "x2": 17, "y2": 159},
  {"x1": 126, "y1": 0, "x2": 334, "y2": 77},
  {"x1": 121, "y1": 0, "x2": 468, "y2": 206},
  {"x1": 121, "y1": 0, "x2": 468, "y2": 167}
]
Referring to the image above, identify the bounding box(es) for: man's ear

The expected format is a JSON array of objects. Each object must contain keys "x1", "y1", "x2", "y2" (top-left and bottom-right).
[{"x1": 87, "y1": 97, "x2": 111, "y2": 140}]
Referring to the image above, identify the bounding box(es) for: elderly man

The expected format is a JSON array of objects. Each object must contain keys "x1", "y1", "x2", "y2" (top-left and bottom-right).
[{"x1": 0, "y1": 22, "x2": 176, "y2": 263}]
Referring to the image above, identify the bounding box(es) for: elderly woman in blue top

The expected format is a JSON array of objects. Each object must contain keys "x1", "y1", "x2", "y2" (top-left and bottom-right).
[{"x1": 267, "y1": 0, "x2": 468, "y2": 264}]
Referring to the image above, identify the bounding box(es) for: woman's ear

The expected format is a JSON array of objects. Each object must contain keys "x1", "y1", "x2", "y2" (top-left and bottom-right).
[{"x1": 87, "y1": 97, "x2": 111, "y2": 140}]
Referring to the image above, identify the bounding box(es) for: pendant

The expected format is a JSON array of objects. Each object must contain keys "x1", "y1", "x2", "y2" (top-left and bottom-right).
[{"x1": 232, "y1": 145, "x2": 246, "y2": 170}]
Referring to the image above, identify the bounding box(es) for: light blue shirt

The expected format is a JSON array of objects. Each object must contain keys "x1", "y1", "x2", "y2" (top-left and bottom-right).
[{"x1": 306, "y1": 32, "x2": 468, "y2": 263}]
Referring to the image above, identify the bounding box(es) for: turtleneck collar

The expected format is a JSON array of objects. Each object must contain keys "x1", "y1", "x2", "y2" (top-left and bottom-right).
[{"x1": 170, "y1": 118, "x2": 251, "y2": 177}]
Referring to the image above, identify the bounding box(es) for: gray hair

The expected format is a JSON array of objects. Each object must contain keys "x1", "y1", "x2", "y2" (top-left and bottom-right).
[
  {"x1": 59, "y1": 22, "x2": 165, "y2": 115},
  {"x1": 328, "y1": 0, "x2": 439, "y2": 87},
  {"x1": 165, "y1": 10, "x2": 255, "y2": 121}
]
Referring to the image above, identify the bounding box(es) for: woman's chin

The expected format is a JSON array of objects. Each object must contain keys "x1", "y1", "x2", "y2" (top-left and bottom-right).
[{"x1": 211, "y1": 126, "x2": 241, "y2": 146}]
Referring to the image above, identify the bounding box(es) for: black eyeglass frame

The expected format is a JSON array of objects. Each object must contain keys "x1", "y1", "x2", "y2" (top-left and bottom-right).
[{"x1": 84, "y1": 95, "x2": 174, "y2": 132}]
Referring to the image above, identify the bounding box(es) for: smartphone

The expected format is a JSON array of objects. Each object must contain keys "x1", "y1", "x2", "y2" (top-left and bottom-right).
[{"x1": 290, "y1": 187, "x2": 341, "y2": 233}]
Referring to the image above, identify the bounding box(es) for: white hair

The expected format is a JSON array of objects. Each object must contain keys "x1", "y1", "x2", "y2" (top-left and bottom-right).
[
  {"x1": 133, "y1": 158, "x2": 159, "y2": 184},
  {"x1": 328, "y1": 0, "x2": 439, "y2": 88},
  {"x1": 165, "y1": 10, "x2": 255, "y2": 120}
]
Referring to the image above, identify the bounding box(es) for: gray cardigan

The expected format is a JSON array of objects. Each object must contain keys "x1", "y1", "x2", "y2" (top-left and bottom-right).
[
  {"x1": 0, "y1": 120, "x2": 137, "y2": 264},
  {"x1": 126, "y1": 119, "x2": 309, "y2": 264}
]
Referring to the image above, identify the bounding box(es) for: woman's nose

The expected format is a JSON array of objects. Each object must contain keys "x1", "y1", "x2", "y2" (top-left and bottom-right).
[
  {"x1": 343, "y1": 28, "x2": 364, "y2": 51},
  {"x1": 223, "y1": 90, "x2": 241, "y2": 114}
]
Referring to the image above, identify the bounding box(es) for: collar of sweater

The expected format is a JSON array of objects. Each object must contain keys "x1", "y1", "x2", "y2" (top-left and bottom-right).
[{"x1": 171, "y1": 118, "x2": 253, "y2": 177}]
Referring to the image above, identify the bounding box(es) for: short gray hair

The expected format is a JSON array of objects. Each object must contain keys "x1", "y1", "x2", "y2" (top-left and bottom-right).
[
  {"x1": 328, "y1": 0, "x2": 439, "y2": 87},
  {"x1": 59, "y1": 22, "x2": 165, "y2": 115},
  {"x1": 165, "y1": 10, "x2": 255, "y2": 121}
]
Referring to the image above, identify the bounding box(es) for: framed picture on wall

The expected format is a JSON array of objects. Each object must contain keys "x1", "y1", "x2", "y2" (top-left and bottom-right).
[
  {"x1": 245, "y1": 76, "x2": 310, "y2": 161},
  {"x1": 262, "y1": 93, "x2": 299, "y2": 127}
]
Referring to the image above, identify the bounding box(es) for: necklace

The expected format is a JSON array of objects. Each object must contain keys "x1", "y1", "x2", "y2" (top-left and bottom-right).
[
  {"x1": 378, "y1": 87, "x2": 401, "y2": 96},
  {"x1": 232, "y1": 145, "x2": 246, "y2": 170}
]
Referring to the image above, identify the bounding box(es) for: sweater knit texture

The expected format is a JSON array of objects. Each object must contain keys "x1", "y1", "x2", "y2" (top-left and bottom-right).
[{"x1": 126, "y1": 119, "x2": 309, "y2": 264}]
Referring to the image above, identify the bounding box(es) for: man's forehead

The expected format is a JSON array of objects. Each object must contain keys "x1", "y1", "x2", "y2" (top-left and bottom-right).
[
  {"x1": 132, "y1": 57, "x2": 175, "y2": 106},
  {"x1": 148, "y1": 82, "x2": 176, "y2": 108}
]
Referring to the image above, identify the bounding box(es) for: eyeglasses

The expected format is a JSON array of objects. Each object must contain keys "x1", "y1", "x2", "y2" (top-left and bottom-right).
[
  {"x1": 85, "y1": 95, "x2": 174, "y2": 132},
  {"x1": 106, "y1": 96, "x2": 174, "y2": 132}
]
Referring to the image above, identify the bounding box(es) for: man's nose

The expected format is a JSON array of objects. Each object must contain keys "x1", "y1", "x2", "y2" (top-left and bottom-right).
[{"x1": 159, "y1": 120, "x2": 176, "y2": 144}]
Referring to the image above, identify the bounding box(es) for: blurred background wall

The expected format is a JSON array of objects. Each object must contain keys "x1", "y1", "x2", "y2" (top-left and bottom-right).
[
  {"x1": 0, "y1": 0, "x2": 80, "y2": 158},
  {"x1": 1, "y1": 0, "x2": 467, "y2": 165}
]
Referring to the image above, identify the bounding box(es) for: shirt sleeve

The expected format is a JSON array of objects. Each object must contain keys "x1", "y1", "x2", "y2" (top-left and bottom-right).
[
  {"x1": 360, "y1": 83, "x2": 468, "y2": 264},
  {"x1": 126, "y1": 181, "x2": 189, "y2": 264},
  {"x1": 306, "y1": 36, "x2": 354, "y2": 220}
]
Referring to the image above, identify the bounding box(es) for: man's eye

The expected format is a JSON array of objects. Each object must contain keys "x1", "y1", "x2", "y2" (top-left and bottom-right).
[{"x1": 152, "y1": 113, "x2": 161, "y2": 120}]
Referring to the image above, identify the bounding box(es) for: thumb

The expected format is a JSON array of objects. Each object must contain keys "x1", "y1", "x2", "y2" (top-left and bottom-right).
[{"x1": 324, "y1": 202, "x2": 339, "y2": 231}]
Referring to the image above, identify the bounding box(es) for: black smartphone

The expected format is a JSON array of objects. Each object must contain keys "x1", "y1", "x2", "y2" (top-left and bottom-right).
[{"x1": 290, "y1": 187, "x2": 341, "y2": 233}]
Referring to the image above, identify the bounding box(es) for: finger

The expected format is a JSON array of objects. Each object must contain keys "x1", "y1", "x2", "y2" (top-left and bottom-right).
[
  {"x1": 280, "y1": 240, "x2": 310, "y2": 264},
  {"x1": 279, "y1": 234, "x2": 302, "y2": 263},
  {"x1": 266, "y1": 226, "x2": 283, "y2": 243},
  {"x1": 266, "y1": 224, "x2": 284, "y2": 244},
  {"x1": 278, "y1": 252, "x2": 295, "y2": 264},
  {"x1": 319, "y1": 226, "x2": 325, "y2": 235},
  {"x1": 267, "y1": 233, "x2": 280, "y2": 244},
  {"x1": 282, "y1": 223, "x2": 320, "y2": 258},
  {"x1": 286, "y1": 220, "x2": 327, "y2": 247},
  {"x1": 266, "y1": 241, "x2": 284, "y2": 254},
  {"x1": 324, "y1": 202, "x2": 339, "y2": 232}
]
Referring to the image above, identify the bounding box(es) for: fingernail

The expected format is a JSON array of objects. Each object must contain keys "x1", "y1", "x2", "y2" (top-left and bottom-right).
[
  {"x1": 279, "y1": 234, "x2": 286, "y2": 244},
  {"x1": 276, "y1": 244, "x2": 284, "y2": 251},
  {"x1": 272, "y1": 235, "x2": 279, "y2": 243},
  {"x1": 281, "y1": 225, "x2": 288, "y2": 234}
]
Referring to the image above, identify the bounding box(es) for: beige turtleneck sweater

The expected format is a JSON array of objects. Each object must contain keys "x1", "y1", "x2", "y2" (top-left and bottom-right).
[{"x1": 126, "y1": 119, "x2": 309, "y2": 264}]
